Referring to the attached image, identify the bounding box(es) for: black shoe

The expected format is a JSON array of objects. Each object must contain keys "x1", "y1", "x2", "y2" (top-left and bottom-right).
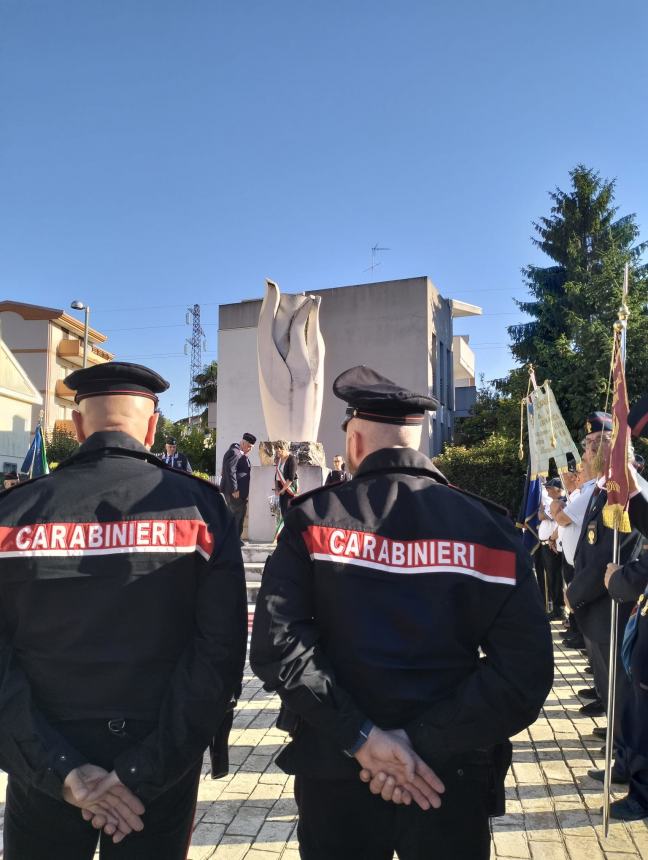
[
  {"x1": 584, "y1": 665, "x2": 594, "y2": 675},
  {"x1": 577, "y1": 687, "x2": 598, "y2": 700},
  {"x1": 606, "y1": 796, "x2": 648, "y2": 821},
  {"x1": 580, "y1": 699, "x2": 605, "y2": 716},
  {"x1": 588, "y1": 768, "x2": 628, "y2": 784},
  {"x1": 564, "y1": 636, "x2": 586, "y2": 649},
  {"x1": 591, "y1": 726, "x2": 607, "y2": 740}
]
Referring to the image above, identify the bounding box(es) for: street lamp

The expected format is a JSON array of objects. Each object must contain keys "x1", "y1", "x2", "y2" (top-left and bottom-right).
[{"x1": 70, "y1": 300, "x2": 90, "y2": 368}]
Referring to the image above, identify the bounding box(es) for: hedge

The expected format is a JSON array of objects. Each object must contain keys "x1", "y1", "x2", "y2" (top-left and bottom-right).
[{"x1": 433, "y1": 434, "x2": 527, "y2": 516}]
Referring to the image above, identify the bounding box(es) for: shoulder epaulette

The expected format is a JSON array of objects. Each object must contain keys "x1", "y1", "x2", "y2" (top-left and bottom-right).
[{"x1": 448, "y1": 483, "x2": 511, "y2": 519}]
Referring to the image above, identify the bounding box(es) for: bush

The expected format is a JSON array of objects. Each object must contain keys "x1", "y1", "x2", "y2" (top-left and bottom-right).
[
  {"x1": 47, "y1": 428, "x2": 79, "y2": 465},
  {"x1": 434, "y1": 434, "x2": 527, "y2": 516}
]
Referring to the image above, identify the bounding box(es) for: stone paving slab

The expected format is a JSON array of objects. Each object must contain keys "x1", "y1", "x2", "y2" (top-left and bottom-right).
[{"x1": 1, "y1": 622, "x2": 647, "y2": 858}]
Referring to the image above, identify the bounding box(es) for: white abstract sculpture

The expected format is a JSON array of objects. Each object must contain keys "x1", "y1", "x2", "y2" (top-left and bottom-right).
[{"x1": 257, "y1": 278, "x2": 325, "y2": 441}]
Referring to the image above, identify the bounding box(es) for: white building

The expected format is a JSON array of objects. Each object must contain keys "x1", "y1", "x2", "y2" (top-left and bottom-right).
[
  {"x1": 0, "y1": 336, "x2": 43, "y2": 473},
  {"x1": 453, "y1": 334, "x2": 477, "y2": 418},
  {"x1": 0, "y1": 301, "x2": 113, "y2": 435},
  {"x1": 216, "y1": 276, "x2": 480, "y2": 471}
]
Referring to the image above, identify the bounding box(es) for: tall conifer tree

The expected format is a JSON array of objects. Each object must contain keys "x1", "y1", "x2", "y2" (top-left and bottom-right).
[{"x1": 505, "y1": 165, "x2": 648, "y2": 437}]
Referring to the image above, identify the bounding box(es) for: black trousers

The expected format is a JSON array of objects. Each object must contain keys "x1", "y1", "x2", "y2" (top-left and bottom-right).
[
  {"x1": 622, "y1": 682, "x2": 648, "y2": 810},
  {"x1": 294, "y1": 768, "x2": 492, "y2": 860},
  {"x1": 540, "y1": 545, "x2": 564, "y2": 612},
  {"x1": 3, "y1": 720, "x2": 202, "y2": 860},
  {"x1": 225, "y1": 494, "x2": 248, "y2": 537},
  {"x1": 584, "y1": 636, "x2": 629, "y2": 766},
  {"x1": 279, "y1": 492, "x2": 292, "y2": 520}
]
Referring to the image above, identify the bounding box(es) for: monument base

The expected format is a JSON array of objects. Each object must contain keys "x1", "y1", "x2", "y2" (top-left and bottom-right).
[{"x1": 248, "y1": 463, "x2": 326, "y2": 543}]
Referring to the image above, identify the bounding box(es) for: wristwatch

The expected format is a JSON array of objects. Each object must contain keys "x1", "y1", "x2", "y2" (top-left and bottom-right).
[{"x1": 343, "y1": 719, "x2": 374, "y2": 758}]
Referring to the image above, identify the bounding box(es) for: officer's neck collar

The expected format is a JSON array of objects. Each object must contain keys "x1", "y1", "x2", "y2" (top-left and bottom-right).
[
  {"x1": 79, "y1": 431, "x2": 150, "y2": 455},
  {"x1": 354, "y1": 447, "x2": 448, "y2": 484}
]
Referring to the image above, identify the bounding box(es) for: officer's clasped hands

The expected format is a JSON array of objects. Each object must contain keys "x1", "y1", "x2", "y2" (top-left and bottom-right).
[
  {"x1": 63, "y1": 766, "x2": 145, "y2": 844},
  {"x1": 354, "y1": 727, "x2": 445, "y2": 810}
]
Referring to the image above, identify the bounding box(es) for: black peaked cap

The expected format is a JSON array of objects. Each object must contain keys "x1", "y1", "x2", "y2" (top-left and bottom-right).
[
  {"x1": 584, "y1": 411, "x2": 613, "y2": 435},
  {"x1": 242, "y1": 433, "x2": 257, "y2": 444},
  {"x1": 333, "y1": 365, "x2": 438, "y2": 428},
  {"x1": 65, "y1": 362, "x2": 169, "y2": 404}
]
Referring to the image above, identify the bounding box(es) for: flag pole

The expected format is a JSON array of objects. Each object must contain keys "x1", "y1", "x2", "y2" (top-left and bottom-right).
[{"x1": 603, "y1": 263, "x2": 630, "y2": 836}]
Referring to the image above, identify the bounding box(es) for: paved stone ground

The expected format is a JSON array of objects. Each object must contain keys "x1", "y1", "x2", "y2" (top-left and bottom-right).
[{"x1": 2, "y1": 621, "x2": 648, "y2": 858}]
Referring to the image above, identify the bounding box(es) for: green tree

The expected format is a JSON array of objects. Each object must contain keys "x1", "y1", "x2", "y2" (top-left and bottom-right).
[
  {"x1": 47, "y1": 427, "x2": 79, "y2": 464},
  {"x1": 190, "y1": 361, "x2": 218, "y2": 409},
  {"x1": 453, "y1": 377, "x2": 520, "y2": 447},
  {"x1": 505, "y1": 165, "x2": 648, "y2": 437}
]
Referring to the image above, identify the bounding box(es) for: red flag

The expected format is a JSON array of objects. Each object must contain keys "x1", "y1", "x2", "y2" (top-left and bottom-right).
[{"x1": 603, "y1": 331, "x2": 632, "y2": 532}]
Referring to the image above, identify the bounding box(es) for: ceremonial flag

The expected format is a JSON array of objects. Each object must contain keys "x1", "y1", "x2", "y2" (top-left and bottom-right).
[
  {"x1": 527, "y1": 382, "x2": 581, "y2": 478},
  {"x1": 20, "y1": 420, "x2": 49, "y2": 479},
  {"x1": 603, "y1": 333, "x2": 631, "y2": 532},
  {"x1": 516, "y1": 466, "x2": 542, "y2": 553}
]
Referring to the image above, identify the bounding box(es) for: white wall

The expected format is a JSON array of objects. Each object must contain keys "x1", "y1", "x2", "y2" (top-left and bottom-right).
[
  {"x1": 215, "y1": 327, "x2": 265, "y2": 474},
  {"x1": 217, "y1": 278, "x2": 448, "y2": 468}
]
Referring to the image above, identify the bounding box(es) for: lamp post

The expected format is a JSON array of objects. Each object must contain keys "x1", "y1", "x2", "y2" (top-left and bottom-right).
[{"x1": 70, "y1": 301, "x2": 90, "y2": 368}]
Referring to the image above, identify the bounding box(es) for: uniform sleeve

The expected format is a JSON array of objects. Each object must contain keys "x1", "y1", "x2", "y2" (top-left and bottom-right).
[
  {"x1": 407, "y1": 554, "x2": 553, "y2": 756},
  {"x1": 113, "y1": 515, "x2": 247, "y2": 802},
  {"x1": 0, "y1": 605, "x2": 87, "y2": 798},
  {"x1": 629, "y1": 475, "x2": 648, "y2": 536},
  {"x1": 568, "y1": 527, "x2": 642, "y2": 610},
  {"x1": 607, "y1": 552, "x2": 648, "y2": 603},
  {"x1": 249, "y1": 520, "x2": 368, "y2": 752},
  {"x1": 223, "y1": 449, "x2": 238, "y2": 492}
]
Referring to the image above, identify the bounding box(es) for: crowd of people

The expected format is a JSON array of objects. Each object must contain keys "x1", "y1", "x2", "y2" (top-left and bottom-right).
[
  {"x1": 0, "y1": 358, "x2": 647, "y2": 859},
  {"x1": 531, "y1": 409, "x2": 648, "y2": 821}
]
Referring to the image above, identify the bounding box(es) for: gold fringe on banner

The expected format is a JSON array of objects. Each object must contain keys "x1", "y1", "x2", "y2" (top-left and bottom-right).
[{"x1": 602, "y1": 503, "x2": 631, "y2": 533}]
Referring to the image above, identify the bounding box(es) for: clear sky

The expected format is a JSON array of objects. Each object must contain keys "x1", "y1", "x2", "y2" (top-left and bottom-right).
[{"x1": 1, "y1": 1, "x2": 646, "y2": 420}]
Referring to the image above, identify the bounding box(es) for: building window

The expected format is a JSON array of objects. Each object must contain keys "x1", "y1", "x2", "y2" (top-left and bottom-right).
[{"x1": 3, "y1": 462, "x2": 17, "y2": 473}]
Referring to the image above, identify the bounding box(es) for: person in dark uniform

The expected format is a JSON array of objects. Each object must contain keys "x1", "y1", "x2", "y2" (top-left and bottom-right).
[
  {"x1": 599, "y1": 393, "x2": 648, "y2": 820},
  {"x1": 158, "y1": 436, "x2": 192, "y2": 472},
  {"x1": 555, "y1": 413, "x2": 643, "y2": 784},
  {"x1": 324, "y1": 454, "x2": 350, "y2": 486},
  {"x1": 220, "y1": 433, "x2": 256, "y2": 538},
  {"x1": 250, "y1": 365, "x2": 553, "y2": 860},
  {"x1": 0, "y1": 362, "x2": 247, "y2": 860}
]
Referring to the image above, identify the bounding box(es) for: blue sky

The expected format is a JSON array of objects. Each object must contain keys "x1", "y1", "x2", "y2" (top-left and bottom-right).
[{"x1": 1, "y1": 1, "x2": 646, "y2": 420}]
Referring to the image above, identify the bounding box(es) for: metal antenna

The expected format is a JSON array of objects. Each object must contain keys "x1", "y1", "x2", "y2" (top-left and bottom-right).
[
  {"x1": 186, "y1": 304, "x2": 206, "y2": 421},
  {"x1": 364, "y1": 243, "x2": 390, "y2": 272}
]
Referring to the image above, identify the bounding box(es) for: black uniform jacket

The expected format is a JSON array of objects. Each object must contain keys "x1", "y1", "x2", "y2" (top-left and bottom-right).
[
  {"x1": 567, "y1": 487, "x2": 643, "y2": 642},
  {"x1": 250, "y1": 448, "x2": 553, "y2": 780},
  {"x1": 610, "y1": 473, "x2": 648, "y2": 601},
  {"x1": 220, "y1": 443, "x2": 251, "y2": 499},
  {"x1": 629, "y1": 473, "x2": 648, "y2": 537},
  {"x1": 159, "y1": 451, "x2": 192, "y2": 472},
  {"x1": 0, "y1": 431, "x2": 247, "y2": 802}
]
